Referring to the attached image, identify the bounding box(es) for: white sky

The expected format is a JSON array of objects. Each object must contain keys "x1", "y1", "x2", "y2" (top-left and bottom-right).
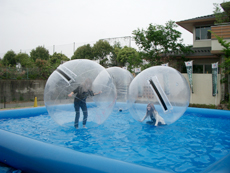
[{"x1": 0, "y1": 0, "x2": 225, "y2": 58}]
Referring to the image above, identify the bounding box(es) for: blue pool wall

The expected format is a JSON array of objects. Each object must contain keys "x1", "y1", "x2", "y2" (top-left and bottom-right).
[
  {"x1": 0, "y1": 106, "x2": 230, "y2": 173},
  {"x1": 0, "y1": 129, "x2": 167, "y2": 173}
]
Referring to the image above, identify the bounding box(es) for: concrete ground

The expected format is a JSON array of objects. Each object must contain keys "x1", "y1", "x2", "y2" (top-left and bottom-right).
[{"x1": 0, "y1": 101, "x2": 45, "y2": 110}]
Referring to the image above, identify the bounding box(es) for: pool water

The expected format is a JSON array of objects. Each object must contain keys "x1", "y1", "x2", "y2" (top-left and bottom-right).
[{"x1": 0, "y1": 111, "x2": 230, "y2": 173}]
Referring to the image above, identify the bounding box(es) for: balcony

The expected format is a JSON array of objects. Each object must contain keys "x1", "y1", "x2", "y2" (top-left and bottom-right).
[{"x1": 211, "y1": 24, "x2": 230, "y2": 54}]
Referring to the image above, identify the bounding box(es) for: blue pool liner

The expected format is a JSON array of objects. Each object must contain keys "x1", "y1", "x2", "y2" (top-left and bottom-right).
[
  {"x1": 0, "y1": 106, "x2": 230, "y2": 173},
  {"x1": 0, "y1": 129, "x2": 167, "y2": 173}
]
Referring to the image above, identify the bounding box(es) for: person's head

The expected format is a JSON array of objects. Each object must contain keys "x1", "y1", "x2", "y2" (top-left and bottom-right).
[
  {"x1": 147, "y1": 103, "x2": 155, "y2": 112},
  {"x1": 83, "y1": 78, "x2": 92, "y2": 90}
]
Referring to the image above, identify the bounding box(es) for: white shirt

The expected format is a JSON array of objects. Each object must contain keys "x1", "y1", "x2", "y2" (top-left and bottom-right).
[{"x1": 153, "y1": 110, "x2": 166, "y2": 126}]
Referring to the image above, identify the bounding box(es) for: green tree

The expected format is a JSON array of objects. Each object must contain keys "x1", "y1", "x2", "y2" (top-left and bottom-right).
[
  {"x1": 117, "y1": 46, "x2": 141, "y2": 72},
  {"x1": 133, "y1": 20, "x2": 192, "y2": 66},
  {"x1": 30, "y1": 46, "x2": 50, "y2": 62},
  {"x1": 0, "y1": 58, "x2": 3, "y2": 67},
  {"x1": 71, "y1": 44, "x2": 93, "y2": 60},
  {"x1": 213, "y1": 2, "x2": 230, "y2": 24},
  {"x1": 2, "y1": 50, "x2": 17, "y2": 66},
  {"x1": 15, "y1": 53, "x2": 34, "y2": 68},
  {"x1": 35, "y1": 59, "x2": 53, "y2": 79},
  {"x1": 92, "y1": 40, "x2": 113, "y2": 67},
  {"x1": 110, "y1": 42, "x2": 122, "y2": 67},
  {"x1": 49, "y1": 53, "x2": 69, "y2": 68}
]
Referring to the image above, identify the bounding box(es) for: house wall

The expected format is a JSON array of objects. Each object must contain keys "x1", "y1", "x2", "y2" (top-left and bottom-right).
[
  {"x1": 193, "y1": 40, "x2": 211, "y2": 48},
  {"x1": 211, "y1": 39, "x2": 230, "y2": 51},
  {"x1": 182, "y1": 73, "x2": 221, "y2": 105}
]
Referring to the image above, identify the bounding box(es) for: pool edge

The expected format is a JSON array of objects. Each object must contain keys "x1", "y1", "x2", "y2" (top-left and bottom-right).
[{"x1": 0, "y1": 129, "x2": 168, "y2": 173}]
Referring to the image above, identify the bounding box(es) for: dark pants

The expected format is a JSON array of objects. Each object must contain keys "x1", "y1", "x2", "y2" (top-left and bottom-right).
[{"x1": 74, "y1": 99, "x2": 88, "y2": 128}]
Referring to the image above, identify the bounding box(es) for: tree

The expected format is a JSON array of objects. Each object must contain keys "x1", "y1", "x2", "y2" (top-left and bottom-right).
[
  {"x1": 110, "y1": 42, "x2": 122, "y2": 67},
  {"x1": 15, "y1": 53, "x2": 34, "y2": 68},
  {"x1": 92, "y1": 40, "x2": 113, "y2": 67},
  {"x1": 0, "y1": 58, "x2": 3, "y2": 67},
  {"x1": 35, "y1": 59, "x2": 53, "y2": 79},
  {"x1": 2, "y1": 50, "x2": 17, "y2": 66},
  {"x1": 30, "y1": 46, "x2": 50, "y2": 62},
  {"x1": 49, "y1": 52, "x2": 69, "y2": 68},
  {"x1": 132, "y1": 21, "x2": 192, "y2": 66},
  {"x1": 209, "y1": 30, "x2": 230, "y2": 105},
  {"x1": 71, "y1": 44, "x2": 93, "y2": 60},
  {"x1": 213, "y1": 2, "x2": 230, "y2": 24},
  {"x1": 117, "y1": 46, "x2": 141, "y2": 72}
]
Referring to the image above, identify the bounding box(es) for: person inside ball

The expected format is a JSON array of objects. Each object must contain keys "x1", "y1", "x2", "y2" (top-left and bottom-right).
[
  {"x1": 139, "y1": 103, "x2": 166, "y2": 126},
  {"x1": 68, "y1": 78, "x2": 102, "y2": 129}
]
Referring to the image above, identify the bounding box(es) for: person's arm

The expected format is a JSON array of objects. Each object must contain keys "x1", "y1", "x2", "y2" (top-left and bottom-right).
[
  {"x1": 68, "y1": 87, "x2": 79, "y2": 97},
  {"x1": 94, "y1": 91, "x2": 102, "y2": 96},
  {"x1": 139, "y1": 112, "x2": 148, "y2": 122},
  {"x1": 68, "y1": 92, "x2": 74, "y2": 97}
]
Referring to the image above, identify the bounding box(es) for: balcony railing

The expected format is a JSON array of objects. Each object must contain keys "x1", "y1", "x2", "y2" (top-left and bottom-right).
[
  {"x1": 211, "y1": 24, "x2": 230, "y2": 54},
  {"x1": 211, "y1": 24, "x2": 230, "y2": 39}
]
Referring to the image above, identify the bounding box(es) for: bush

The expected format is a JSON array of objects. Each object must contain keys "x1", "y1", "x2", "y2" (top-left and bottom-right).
[
  {"x1": 189, "y1": 103, "x2": 217, "y2": 109},
  {"x1": 0, "y1": 67, "x2": 55, "y2": 80}
]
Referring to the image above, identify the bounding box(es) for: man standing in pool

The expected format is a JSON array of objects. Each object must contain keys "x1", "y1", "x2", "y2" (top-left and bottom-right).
[
  {"x1": 139, "y1": 103, "x2": 166, "y2": 126},
  {"x1": 68, "y1": 78, "x2": 102, "y2": 129}
]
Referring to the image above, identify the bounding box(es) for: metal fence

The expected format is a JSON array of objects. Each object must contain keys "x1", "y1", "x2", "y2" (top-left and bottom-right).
[
  {"x1": 0, "y1": 36, "x2": 134, "y2": 60},
  {"x1": 0, "y1": 67, "x2": 55, "y2": 80}
]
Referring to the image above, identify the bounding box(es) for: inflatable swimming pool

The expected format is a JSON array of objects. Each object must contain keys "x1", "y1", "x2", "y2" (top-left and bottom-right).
[{"x1": 0, "y1": 106, "x2": 230, "y2": 173}]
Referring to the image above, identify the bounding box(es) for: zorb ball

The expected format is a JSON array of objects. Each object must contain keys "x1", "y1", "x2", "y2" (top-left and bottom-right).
[
  {"x1": 44, "y1": 59, "x2": 116, "y2": 128},
  {"x1": 107, "y1": 67, "x2": 134, "y2": 112},
  {"x1": 128, "y1": 66, "x2": 190, "y2": 125}
]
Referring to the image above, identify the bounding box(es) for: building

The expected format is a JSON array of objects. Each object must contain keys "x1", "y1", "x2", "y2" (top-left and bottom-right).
[
  {"x1": 175, "y1": 3, "x2": 230, "y2": 105},
  {"x1": 176, "y1": 14, "x2": 220, "y2": 73}
]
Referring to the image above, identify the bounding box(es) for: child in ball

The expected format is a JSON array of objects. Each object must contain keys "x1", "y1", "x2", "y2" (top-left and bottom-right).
[
  {"x1": 68, "y1": 78, "x2": 101, "y2": 129},
  {"x1": 139, "y1": 103, "x2": 166, "y2": 126}
]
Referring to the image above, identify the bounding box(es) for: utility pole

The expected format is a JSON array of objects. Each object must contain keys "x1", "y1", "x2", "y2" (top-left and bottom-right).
[
  {"x1": 53, "y1": 45, "x2": 55, "y2": 54},
  {"x1": 73, "y1": 42, "x2": 75, "y2": 54}
]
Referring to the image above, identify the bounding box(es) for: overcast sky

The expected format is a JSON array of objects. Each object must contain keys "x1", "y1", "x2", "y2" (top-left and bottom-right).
[{"x1": 0, "y1": 0, "x2": 225, "y2": 58}]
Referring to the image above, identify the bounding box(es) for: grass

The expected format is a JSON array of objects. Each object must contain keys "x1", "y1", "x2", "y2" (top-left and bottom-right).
[
  {"x1": 189, "y1": 102, "x2": 229, "y2": 110},
  {"x1": 189, "y1": 103, "x2": 217, "y2": 109}
]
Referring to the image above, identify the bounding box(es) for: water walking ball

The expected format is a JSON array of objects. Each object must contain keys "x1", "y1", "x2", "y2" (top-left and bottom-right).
[
  {"x1": 128, "y1": 66, "x2": 190, "y2": 125},
  {"x1": 106, "y1": 67, "x2": 134, "y2": 112},
  {"x1": 44, "y1": 59, "x2": 116, "y2": 128}
]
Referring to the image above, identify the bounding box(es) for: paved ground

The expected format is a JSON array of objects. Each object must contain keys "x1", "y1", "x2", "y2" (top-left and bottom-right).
[{"x1": 0, "y1": 101, "x2": 45, "y2": 110}]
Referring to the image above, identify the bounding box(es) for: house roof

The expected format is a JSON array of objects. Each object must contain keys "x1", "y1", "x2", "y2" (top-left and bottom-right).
[
  {"x1": 165, "y1": 47, "x2": 215, "y2": 57},
  {"x1": 176, "y1": 14, "x2": 216, "y2": 33},
  {"x1": 190, "y1": 47, "x2": 213, "y2": 56}
]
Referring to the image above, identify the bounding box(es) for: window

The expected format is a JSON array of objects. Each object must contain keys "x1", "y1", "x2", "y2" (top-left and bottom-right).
[
  {"x1": 193, "y1": 65, "x2": 203, "y2": 73},
  {"x1": 182, "y1": 64, "x2": 218, "y2": 74},
  {"x1": 204, "y1": 65, "x2": 212, "y2": 74},
  {"x1": 195, "y1": 26, "x2": 211, "y2": 40},
  {"x1": 193, "y1": 64, "x2": 217, "y2": 74}
]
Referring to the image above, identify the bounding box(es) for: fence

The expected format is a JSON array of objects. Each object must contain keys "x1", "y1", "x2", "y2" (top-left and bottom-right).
[
  {"x1": 0, "y1": 67, "x2": 55, "y2": 80},
  {"x1": 0, "y1": 80, "x2": 47, "y2": 109},
  {"x1": 0, "y1": 36, "x2": 134, "y2": 60}
]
